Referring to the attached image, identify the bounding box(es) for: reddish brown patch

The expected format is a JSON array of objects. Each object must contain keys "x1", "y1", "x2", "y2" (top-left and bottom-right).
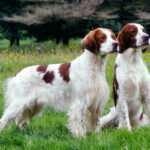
[
  {"x1": 37, "y1": 65, "x2": 47, "y2": 73},
  {"x1": 43, "y1": 71, "x2": 55, "y2": 84},
  {"x1": 113, "y1": 64, "x2": 119, "y2": 106},
  {"x1": 118, "y1": 24, "x2": 138, "y2": 53},
  {"x1": 81, "y1": 28, "x2": 106, "y2": 54},
  {"x1": 59, "y1": 63, "x2": 71, "y2": 82}
]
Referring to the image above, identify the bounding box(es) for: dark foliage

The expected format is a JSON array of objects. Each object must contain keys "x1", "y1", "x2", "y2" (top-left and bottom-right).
[{"x1": 0, "y1": 0, "x2": 150, "y2": 45}]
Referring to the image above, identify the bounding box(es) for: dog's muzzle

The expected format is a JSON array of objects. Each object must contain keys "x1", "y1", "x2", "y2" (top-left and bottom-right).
[{"x1": 142, "y1": 35, "x2": 150, "y2": 45}]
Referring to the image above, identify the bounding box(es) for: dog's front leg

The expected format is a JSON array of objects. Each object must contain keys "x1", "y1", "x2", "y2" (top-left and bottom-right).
[
  {"x1": 67, "y1": 97, "x2": 100, "y2": 137},
  {"x1": 117, "y1": 96, "x2": 131, "y2": 131},
  {"x1": 67, "y1": 99, "x2": 87, "y2": 137},
  {"x1": 88, "y1": 100, "x2": 101, "y2": 133}
]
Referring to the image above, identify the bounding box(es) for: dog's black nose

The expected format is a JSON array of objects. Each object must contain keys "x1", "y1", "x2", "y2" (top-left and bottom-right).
[
  {"x1": 143, "y1": 35, "x2": 149, "y2": 44},
  {"x1": 113, "y1": 42, "x2": 118, "y2": 52}
]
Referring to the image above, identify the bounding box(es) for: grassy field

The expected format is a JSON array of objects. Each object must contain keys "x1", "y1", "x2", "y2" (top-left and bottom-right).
[{"x1": 0, "y1": 43, "x2": 150, "y2": 150}]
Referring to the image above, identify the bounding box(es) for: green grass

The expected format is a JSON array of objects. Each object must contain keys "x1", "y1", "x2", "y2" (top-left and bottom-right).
[
  {"x1": 0, "y1": 48, "x2": 150, "y2": 150},
  {"x1": 0, "y1": 38, "x2": 81, "y2": 53}
]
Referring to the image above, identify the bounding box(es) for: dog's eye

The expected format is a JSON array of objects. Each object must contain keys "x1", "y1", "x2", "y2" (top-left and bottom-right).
[
  {"x1": 131, "y1": 30, "x2": 137, "y2": 34},
  {"x1": 99, "y1": 35, "x2": 106, "y2": 43},
  {"x1": 130, "y1": 29, "x2": 137, "y2": 36}
]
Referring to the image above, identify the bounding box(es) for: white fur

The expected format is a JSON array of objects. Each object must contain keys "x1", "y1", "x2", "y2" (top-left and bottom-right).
[
  {"x1": 99, "y1": 107, "x2": 118, "y2": 128},
  {"x1": 99, "y1": 28, "x2": 116, "y2": 54},
  {"x1": 0, "y1": 28, "x2": 116, "y2": 137}
]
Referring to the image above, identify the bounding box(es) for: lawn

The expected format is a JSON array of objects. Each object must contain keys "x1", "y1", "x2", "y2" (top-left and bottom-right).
[{"x1": 0, "y1": 45, "x2": 150, "y2": 150}]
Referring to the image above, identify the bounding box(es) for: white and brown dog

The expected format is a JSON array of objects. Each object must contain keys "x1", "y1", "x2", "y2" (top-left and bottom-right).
[
  {"x1": 100, "y1": 23, "x2": 150, "y2": 130},
  {"x1": 0, "y1": 27, "x2": 118, "y2": 137}
]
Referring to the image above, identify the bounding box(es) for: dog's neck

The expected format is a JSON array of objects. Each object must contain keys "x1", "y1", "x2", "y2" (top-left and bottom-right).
[
  {"x1": 82, "y1": 49, "x2": 107, "y2": 73},
  {"x1": 118, "y1": 47, "x2": 143, "y2": 64}
]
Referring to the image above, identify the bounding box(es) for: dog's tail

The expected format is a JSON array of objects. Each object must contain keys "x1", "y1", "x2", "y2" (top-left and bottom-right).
[{"x1": 3, "y1": 77, "x2": 16, "y2": 110}]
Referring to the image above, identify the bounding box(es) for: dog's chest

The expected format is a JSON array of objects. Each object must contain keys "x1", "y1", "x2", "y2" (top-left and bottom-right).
[
  {"x1": 117, "y1": 60, "x2": 148, "y2": 83},
  {"x1": 97, "y1": 75, "x2": 109, "y2": 101},
  {"x1": 116, "y1": 59, "x2": 150, "y2": 102},
  {"x1": 71, "y1": 66, "x2": 109, "y2": 101},
  {"x1": 86, "y1": 72, "x2": 109, "y2": 101},
  {"x1": 127, "y1": 66, "x2": 143, "y2": 82}
]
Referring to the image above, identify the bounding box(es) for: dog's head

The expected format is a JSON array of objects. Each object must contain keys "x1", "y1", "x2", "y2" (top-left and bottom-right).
[
  {"x1": 81, "y1": 27, "x2": 118, "y2": 55},
  {"x1": 118, "y1": 23, "x2": 150, "y2": 53}
]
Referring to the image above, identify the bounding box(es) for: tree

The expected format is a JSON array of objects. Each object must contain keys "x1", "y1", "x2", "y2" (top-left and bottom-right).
[{"x1": 1, "y1": 0, "x2": 150, "y2": 46}]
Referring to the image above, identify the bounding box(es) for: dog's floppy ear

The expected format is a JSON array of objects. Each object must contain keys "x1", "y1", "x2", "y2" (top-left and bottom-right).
[
  {"x1": 117, "y1": 30, "x2": 129, "y2": 53},
  {"x1": 81, "y1": 29, "x2": 100, "y2": 54}
]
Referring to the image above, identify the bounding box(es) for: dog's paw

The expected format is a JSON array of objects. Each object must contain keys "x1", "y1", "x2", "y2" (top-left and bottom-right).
[
  {"x1": 95, "y1": 125, "x2": 101, "y2": 133},
  {"x1": 118, "y1": 124, "x2": 132, "y2": 131},
  {"x1": 127, "y1": 126, "x2": 132, "y2": 131},
  {"x1": 72, "y1": 127, "x2": 87, "y2": 138}
]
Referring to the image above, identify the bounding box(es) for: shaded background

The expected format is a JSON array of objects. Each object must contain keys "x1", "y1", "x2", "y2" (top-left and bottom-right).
[{"x1": 0, "y1": 0, "x2": 150, "y2": 46}]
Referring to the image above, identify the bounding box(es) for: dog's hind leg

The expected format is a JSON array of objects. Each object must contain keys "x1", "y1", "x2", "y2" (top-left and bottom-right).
[
  {"x1": 0, "y1": 102, "x2": 24, "y2": 131},
  {"x1": 15, "y1": 99, "x2": 44, "y2": 130},
  {"x1": 15, "y1": 112, "x2": 30, "y2": 130}
]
